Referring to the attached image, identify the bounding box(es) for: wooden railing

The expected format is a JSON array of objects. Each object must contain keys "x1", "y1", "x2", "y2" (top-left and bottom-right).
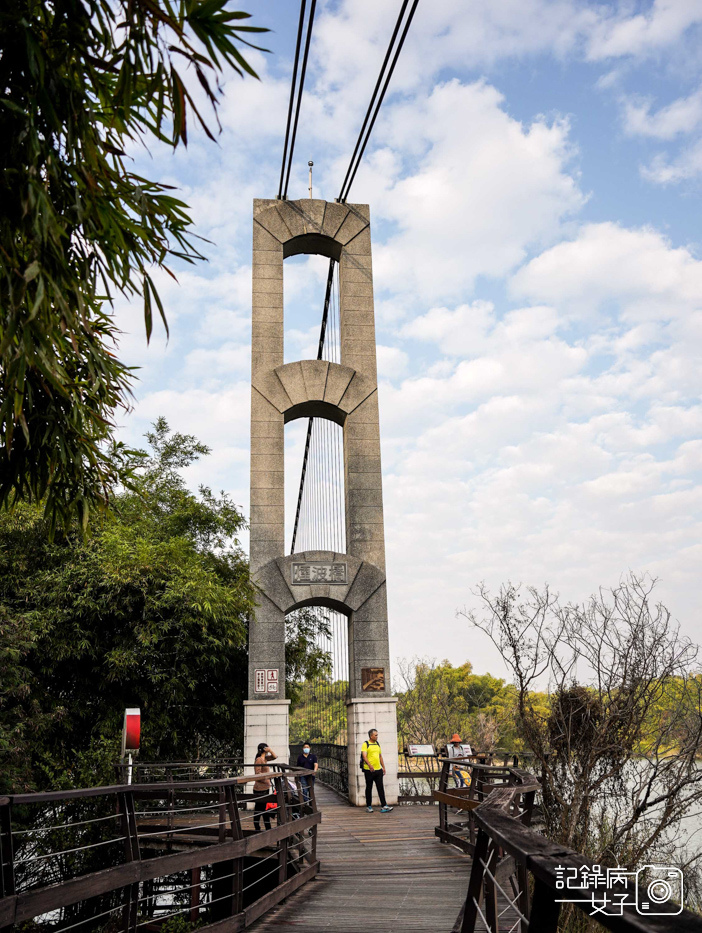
[
  {"x1": 0, "y1": 767, "x2": 320, "y2": 933},
  {"x1": 434, "y1": 758, "x2": 537, "y2": 852},
  {"x1": 435, "y1": 759, "x2": 702, "y2": 932},
  {"x1": 399, "y1": 752, "x2": 525, "y2": 804}
]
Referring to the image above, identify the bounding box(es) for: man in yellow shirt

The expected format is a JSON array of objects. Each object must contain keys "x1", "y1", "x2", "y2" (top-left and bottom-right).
[{"x1": 361, "y1": 728, "x2": 393, "y2": 812}]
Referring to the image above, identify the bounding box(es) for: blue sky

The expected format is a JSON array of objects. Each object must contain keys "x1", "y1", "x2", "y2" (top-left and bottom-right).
[{"x1": 116, "y1": 0, "x2": 702, "y2": 676}]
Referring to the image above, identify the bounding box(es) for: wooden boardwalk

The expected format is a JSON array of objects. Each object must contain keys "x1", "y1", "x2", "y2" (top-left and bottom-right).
[{"x1": 249, "y1": 784, "x2": 470, "y2": 933}]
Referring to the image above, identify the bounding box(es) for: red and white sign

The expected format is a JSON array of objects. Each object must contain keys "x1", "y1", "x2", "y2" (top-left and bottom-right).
[
  {"x1": 122, "y1": 708, "x2": 141, "y2": 755},
  {"x1": 255, "y1": 669, "x2": 279, "y2": 694}
]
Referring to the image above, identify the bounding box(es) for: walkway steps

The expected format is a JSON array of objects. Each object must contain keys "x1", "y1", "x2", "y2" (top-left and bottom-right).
[{"x1": 249, "y1": 784, "x2": 471, "y2": 932}]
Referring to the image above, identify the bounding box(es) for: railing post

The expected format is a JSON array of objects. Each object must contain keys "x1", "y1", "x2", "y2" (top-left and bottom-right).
[
  {"x1": 515, "y1": 858, "x2": 530, "y2": 933},
  {"x1": 438, "y1": 760, "x2": 449, "y2": 837},
  {"x1": 308, "y1": 769, "x2": 317, "y2": 809},
  {"x1": 525, "y1": 878, "x2": 560, "y2": 933},
  {"x1": 483, "y1": 837, "x2": 499, "y2": 931},
  {"x1": 459, "y1": 827, "x2": 489, "y2": 933},
  {"x1": 189, "y1": 867, "x2": 200, "y2": 922},
  {"x1": 233, "y1": 856, "x2": 244, "y2": 916},
  {"x1": 521, "y1": 789, "x2": 536, "y2": 827},
  {"x1": 274, "y1": 776, "x2": 288, "y2": 886},
  {"x1": 118, "y1": 790, "x2": 140, "y2": 933},
  {"x1": 226, "y1": 784, "x2": 241, "y2": 841},
  {"x1": 218, "y1": 787, "x2": 226, "y2": 845},
  {"x1": 0, "y1": 798, "x2": 15, "y2": 899},
  {"x1": 119, "y1": 790, "x2": 141, "y2": 864},
  {"x1": 293, "y1": 776, "x2": 304, "y2": 815}
]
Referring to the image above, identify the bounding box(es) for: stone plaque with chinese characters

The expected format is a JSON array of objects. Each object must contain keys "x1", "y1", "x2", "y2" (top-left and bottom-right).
[
  {"x1": 361, "y1": 668, "x2": 385, "y2": 692},
  {"x1": 291, "y1": 562, "x2": 348, "y2": 585}
]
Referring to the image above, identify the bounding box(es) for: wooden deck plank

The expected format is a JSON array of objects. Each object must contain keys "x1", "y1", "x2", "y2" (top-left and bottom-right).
[{"x1": 248, "y1": 785, "x2": 471, "y2": 932}]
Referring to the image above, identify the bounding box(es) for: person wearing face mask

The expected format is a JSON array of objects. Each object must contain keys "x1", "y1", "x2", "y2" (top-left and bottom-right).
[{"x1": 296, "y1": 741, "x2": 318, "y2": 803}]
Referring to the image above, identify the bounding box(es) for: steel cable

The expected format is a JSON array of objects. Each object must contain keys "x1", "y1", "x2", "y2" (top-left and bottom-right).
[
  {"x1": 277, "y1": 0, "x2": 307, "y2": 200},
  {"x1": 279, "y1": 0, "x2": 317, "y2": 200},
  {"x1": 338, "y1": 0, "x2": 420, "y2": 202}
]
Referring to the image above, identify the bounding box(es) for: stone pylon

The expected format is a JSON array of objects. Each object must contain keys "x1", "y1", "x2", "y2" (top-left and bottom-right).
[{"x1": 244, "y1": 198, "x2": 398, "y2": 806}]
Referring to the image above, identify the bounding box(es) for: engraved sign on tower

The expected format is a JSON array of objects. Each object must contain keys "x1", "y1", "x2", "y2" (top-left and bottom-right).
[{"x1": 243, "y1": 197, "x2": 399, "y2": 806}]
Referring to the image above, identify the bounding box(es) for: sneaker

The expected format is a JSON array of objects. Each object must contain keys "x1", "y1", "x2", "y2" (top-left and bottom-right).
[
  {"x1": 366, "y1": 806, "x2": 374, "y2": 812},
  {"x1": 380, "y1": 806, "x2": 394, "y2": 813}
]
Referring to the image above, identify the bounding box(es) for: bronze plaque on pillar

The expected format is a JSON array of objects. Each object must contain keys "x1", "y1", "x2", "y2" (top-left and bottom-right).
[{"x1": 361, "y1": 668, "x2": 385, "y2": 692}]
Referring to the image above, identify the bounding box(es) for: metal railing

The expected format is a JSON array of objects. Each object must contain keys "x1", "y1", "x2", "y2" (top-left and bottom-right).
[
  {"x1": 113, "y1": 759, "x2": 245, "y2": 784},
  {"x1": 435, "y1": 759, "x2": 702, "y2": 933},
  {"x1": 0, "y1": 766, "x2": 320, "y2": 933},
  {"x1": 289, "y1": 743, "x2": 349, "y2": 797}
]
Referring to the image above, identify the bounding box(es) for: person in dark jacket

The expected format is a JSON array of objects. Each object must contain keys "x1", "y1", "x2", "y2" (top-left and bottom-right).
[{"x1": 296, "y1": 741, "x2": 318, "y2": 803}]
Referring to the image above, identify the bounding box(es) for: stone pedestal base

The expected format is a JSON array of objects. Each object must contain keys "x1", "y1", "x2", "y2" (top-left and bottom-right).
[
  {"x1": 244, "y1": 700, "x2": 290, "y2": 772},
  {"x1": 346, "y1": 696, "x2": 399, "y2": 806}
]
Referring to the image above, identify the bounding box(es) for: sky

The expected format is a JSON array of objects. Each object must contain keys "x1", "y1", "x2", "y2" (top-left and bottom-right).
[{"x1": 115, "y1": 0, "x2": 702, "y2": 678}]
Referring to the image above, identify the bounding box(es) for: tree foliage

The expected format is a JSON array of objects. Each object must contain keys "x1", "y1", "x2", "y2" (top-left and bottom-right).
[
  {"x1": 285, "y1": 608, "x2": 333, "y2": 708},
  {"x1": 0, "y1": 0, "x2": 267, "y2": 530},
  {"x1": 0, "y1": 418, "x2": 256, "y2": 792},
  {"x1": 289, "y1": 679, "x2": 349, "y2": 746},
  {"x1": 394, "y1": 658, "x2": 526, "y2": 753}
]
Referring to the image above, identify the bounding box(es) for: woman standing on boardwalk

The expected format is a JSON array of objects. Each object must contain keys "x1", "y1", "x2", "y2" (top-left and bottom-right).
[{"x1": 253, "y1": 742, "x2": 277, "y2": 830}]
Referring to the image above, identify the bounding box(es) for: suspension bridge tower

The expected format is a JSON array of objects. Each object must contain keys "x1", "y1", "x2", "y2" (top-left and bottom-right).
[{"x1": 243, "y1": 197, "x2": 399, "y2": 806}]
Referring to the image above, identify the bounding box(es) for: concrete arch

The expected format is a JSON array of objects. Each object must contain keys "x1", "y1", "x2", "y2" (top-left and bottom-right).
[
  {"x1": 254, "y1": 550, "x2": 385, "y2": 618},
  {"x1": 254, "y1": 199, "x2": 370, "y2": 255},
  {"x1": 252, "y1": 360, "x2": 376, "y2": 427},
  {"x1": 250, "y1": 551, "x2": 390, "y2": 704}
]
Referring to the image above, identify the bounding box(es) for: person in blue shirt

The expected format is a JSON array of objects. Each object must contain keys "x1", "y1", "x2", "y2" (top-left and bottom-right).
[{"x1": 296, "y1": 742, "x2": 318, "y2": 803}]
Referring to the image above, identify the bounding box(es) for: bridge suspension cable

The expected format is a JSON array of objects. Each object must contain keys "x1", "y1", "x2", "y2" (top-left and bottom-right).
[
  {"x1": 338, "y1": 0, "x2": 420, "y2": 202},
  {"x1": 290, "y1": 261, "x2": 343, "y2": 556},
  {"x1": 277, "y1": 0, "x2": 317, "y2": 200},
  {"x1": 290, "y1": 0, "x2": 421, "y2": 551}
]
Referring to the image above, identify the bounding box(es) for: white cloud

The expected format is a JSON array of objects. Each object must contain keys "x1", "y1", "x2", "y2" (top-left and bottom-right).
[
  {"x1": 510, "y1": 222, "x2": 702, "y2": 321},
  {"x1": 402, "y1": 302, "x2": 560, "y2": 358},
  {"x1": 364, "y1": 79, "x2": 585, "y2": 304},
  {"x1": 623, "y1": 88, "x2": 702, "y2": 139},
  {"x1": 377, "y1": 345, "x2": 409, "y2": 380},
  {"x1": 585, "y1": 0, "x2": 702, "y2": 61},
  {"x1": 124, "y1": 383, "x2": 251, "y2": 506},
  {"x1": 641, "y1": 138, "x2": 702, "y2": 183}
]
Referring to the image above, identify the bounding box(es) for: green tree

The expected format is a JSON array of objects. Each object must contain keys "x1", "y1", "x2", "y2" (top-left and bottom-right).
[
  {"x1": 285, "y1": 608, "x2": 333, "y2": 708},
  {"x1": 288, "y1": 679, "x2": 349, "y2": 745},
  {"x1": 394, "y1": 658, "x2": 521, "y2": 753},
  {"x1": 0, "y1": 0, "x2": 267, "y2": 530},
  {"x1": 0, "y1": 418, "x2": 256, "y2": 792}
]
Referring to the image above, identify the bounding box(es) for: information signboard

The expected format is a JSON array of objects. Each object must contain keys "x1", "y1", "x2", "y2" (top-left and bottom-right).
[
  {"x1": 255, "y1": 669, "x2": 279, "y2": 694},
  {"x1": 121, "y1": 708, "x2": 140, "y2": 756}
]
